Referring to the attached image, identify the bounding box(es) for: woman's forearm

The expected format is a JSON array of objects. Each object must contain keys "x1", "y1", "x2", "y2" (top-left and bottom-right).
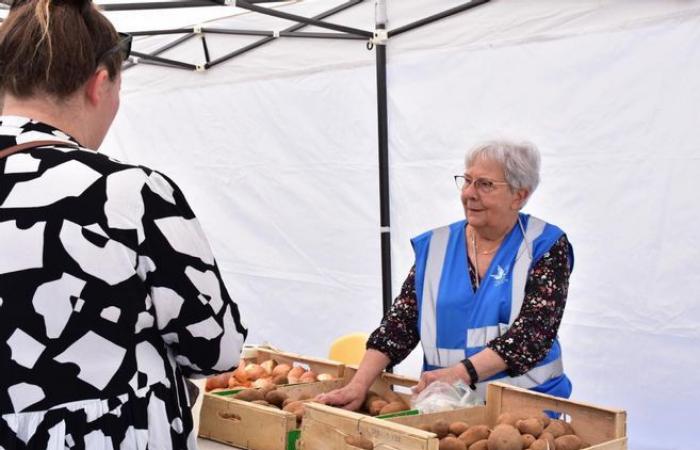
[{"x1": 348, "y1": 349, "x2": 391, "y2": 390}]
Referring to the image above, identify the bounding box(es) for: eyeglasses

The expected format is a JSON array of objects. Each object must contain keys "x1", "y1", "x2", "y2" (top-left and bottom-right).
[
  {"x1": 96, "y1": 32, "x2": 133, "y2": 65},
  {"x1": 454, "y1": 175, "x2": 509, "y2": 194}
]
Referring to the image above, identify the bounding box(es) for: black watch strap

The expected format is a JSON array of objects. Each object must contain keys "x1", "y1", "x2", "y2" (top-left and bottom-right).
[{"x1": 461, "y1": 358, "x2": 479, "y2": 390}]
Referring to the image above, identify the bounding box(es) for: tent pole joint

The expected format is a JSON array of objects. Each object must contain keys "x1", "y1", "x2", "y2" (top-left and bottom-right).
[{"x1": 370, "y1": 28, "x2": 388, "y2": 46}]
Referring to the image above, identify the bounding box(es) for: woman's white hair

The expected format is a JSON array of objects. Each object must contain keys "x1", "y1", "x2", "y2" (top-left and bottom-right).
[{"x1": 465, "y1": 139, "x2": 541, "y2": 195}]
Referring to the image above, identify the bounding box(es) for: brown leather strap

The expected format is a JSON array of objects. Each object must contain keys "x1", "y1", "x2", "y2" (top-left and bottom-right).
[{"x1": 0, "y1": 140, "x2": 76, "y2": 160}]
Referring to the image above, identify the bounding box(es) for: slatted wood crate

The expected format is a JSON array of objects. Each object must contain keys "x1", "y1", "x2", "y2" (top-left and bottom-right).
[
  {"x1": 299, "y1": 382, "x2": 626, "y2": 450},
  {"x1": 199, "y1": 348, "x2": 346, "y2": 450}
]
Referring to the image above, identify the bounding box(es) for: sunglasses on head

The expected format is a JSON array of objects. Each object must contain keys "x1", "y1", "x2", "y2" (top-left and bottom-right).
[{"x1": 96, "y1": 32, "x2": 133, "y2": 65}]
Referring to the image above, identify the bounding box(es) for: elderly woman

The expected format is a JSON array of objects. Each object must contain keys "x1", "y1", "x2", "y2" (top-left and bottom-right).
[
  {"x1": 319, "y1": 140, "x2": 573, "y2": 410},
  {"x1": 0, "y1": 0, "x2": 246, "y2": 448}
]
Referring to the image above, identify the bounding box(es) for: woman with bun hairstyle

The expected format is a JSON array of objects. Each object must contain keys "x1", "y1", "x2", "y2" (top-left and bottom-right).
[{"x1": 0, "y1": 0, "x2": 247, "y2": 448}]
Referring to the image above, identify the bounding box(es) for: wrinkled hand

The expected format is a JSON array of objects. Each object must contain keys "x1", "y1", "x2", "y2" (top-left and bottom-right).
[
  {"x1": 411, "y1": 364, "x2": 468, "y2": 394},
  {"x1": 314, "y1": 382, "x2": 367, "y2": 411}
]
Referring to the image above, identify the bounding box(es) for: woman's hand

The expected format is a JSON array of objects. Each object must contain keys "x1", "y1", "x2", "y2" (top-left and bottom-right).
[
  {"x1": 411, "y1": 363, "x2": 468, "y2": 394},
  {"x1": 315, "y1": 382, "x2": 368, "y2": 411}
]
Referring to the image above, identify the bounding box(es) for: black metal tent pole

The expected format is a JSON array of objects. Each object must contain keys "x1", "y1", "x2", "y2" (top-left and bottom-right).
[
  {"x1": 235, "y1": 0, "x2": 372, "y2": 38},
  {"x1": 373, "y1": 0, "x2": 392, "y2": 317},
  {"x1": 230, "y1": 0, "x2": 491, "y2": 317},
  {"x1": 101, "y1": 0, "x2": 221, "y2": 12},
  {"x1": 206, "y1": 0, "x2": 364, "y2": 69},
  {"x1": 388, "y1": 0, "x2": 490, "y2": 38}
]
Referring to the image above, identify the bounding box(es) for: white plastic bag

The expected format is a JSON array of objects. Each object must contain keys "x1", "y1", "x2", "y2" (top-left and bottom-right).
[{"x1": 410, "y1": 381, "x2": 481, "y2": 413}]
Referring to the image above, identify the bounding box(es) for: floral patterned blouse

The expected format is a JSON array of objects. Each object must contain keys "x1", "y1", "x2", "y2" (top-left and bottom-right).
[{"x1": 367, "y1": 234, "x2": 571, "y2": 376}]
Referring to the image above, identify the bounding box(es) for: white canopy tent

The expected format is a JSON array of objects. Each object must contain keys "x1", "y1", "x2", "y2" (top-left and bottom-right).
[{"x1": 3, "y1": 1, "x2": 699, "y2": 448}]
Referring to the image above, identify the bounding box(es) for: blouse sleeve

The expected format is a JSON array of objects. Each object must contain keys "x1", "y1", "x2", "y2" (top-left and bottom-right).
[
  {"x1": 486, "y1": 234, "x2": 572, "y2": 376},
  {"x1": 137, "y1": 170, "x2": 247, "y2": 378},
  {"x1": 366, "y1": 266, "x2": 421, "y2": 367}
]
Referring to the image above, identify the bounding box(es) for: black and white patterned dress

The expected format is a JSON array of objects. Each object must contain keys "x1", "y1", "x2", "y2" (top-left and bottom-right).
[{"x1": 0, "y1": 116, "x2": 247, "y2": 449}]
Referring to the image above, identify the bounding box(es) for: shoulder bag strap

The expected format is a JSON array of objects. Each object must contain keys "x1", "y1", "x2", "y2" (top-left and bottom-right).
[{"x1": 0, "y1": 140, "x2": 77, "y2": 160}]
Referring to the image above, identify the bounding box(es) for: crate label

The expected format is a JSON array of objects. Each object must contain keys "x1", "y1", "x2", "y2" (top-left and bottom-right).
[{"x1": 292, "y1": 362, "x2": 311, "y2": 371}]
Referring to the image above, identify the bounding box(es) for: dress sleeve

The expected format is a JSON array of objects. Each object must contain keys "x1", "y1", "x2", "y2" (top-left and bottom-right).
[
  {"x1": 366, "y1": 266, "x2": 421, "y2": 367},
  {"x1": 137, "y1": 170, "x2": 247, "y2": 378},
  {"x1": 486, "y1": 235, "x2": 571, "y2": 376}
]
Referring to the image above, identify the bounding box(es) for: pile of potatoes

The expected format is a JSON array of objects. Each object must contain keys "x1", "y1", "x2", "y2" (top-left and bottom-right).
[
  {"x1": 362, "y1": 389, "x2": 411, "y2": 416},
  {"x1": 231, "y1": 385, "x2": 308, "y2": 426},
  {"x1": 417, "y1": 412, "x2": 589, "y2": 450},
  {"x1": 205, "y1": 359, "x2": 336, "y2": 391}
]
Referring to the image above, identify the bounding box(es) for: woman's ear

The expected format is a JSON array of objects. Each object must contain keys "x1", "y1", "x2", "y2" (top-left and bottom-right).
[
  {"x1": 84, "y1": 68, "x2": 111, "y2": 107},
  {"x1": 512, "y1": 188, "x2": 529, "y2": 210}
]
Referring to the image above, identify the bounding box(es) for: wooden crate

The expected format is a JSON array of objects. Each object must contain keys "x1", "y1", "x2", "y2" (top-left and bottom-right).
[
  {"x1": 199, "y1": 349, "x2": 346, "y2": 450},
  {"x1": 297, "y1": 371, "x2": 422, "y2": 450},
  {"x1": 200, "y1": 378, "x2": 346, "y2": 450},
  {"x1": 484, "y1": 383, "x2": 626, "y2": 449},
  {"x1": 300, "y1": 382, "x2": 627, "y2": 450}
]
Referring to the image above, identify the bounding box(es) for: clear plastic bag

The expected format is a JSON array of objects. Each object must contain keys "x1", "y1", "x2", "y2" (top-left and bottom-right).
[{"x1": 410, "y1": 380, "x2": 481, "y2": 413}]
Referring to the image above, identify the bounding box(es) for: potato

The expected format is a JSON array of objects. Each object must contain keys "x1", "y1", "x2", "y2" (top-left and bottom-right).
[
  {"x1": 536, "y1": 413, "x2": 551, "y2": 428},
  {"x1": 449, "y1": 421, "x2": 470, "y2": 436},
  {"x1": 543, "y1": 421, "x2": 567, "y2": 439},
  {"x1": 459, "y1": 425, "x2": 490, "y2": 446},
  {"x1": 521, "y1": 434, "x2": 536, "y2": 448},
  {"x1": 299, "y1": 371, "x2": 317, "y2": 383},
  {"x1": 232, "y1": 365, "x2": 249, "y2": 383},
  {"x1": 378, "y1": 401, "x2": 407, "y2": 415},
  {"x1": 418, "y1": 424, "x2": 434, "y2": 433},
  {"x1": 517, "y1": 418, "x2": 543, "y2": 438},
  {"x1": 439, "y1": 436, "x2": 466, "y2": 450},
  {"x1": 252, "y1": 377, "x2": 275, "y2": 391},
  {"x1": 496, "y1": 412, "x2": 522, "y2": 427},
  {"x1": 283, "y1": 401, "x2": 305, "y2": 426},
  {"x1": 287, "y1": 366, "x2": 305, "y2": 384},
  {"x1": 205, "y1": 372, "x2": 231, "y2": 391},
  {"x1": 368, "y1": 399, "x2": 389, "y2": 416},
  {"x1": 265, "y1": 390, "x2": 288, "y2": 408},
  {"x1": 539, "y1": 432, "x2": 556, "y2": 450},
  {"x1": 233, "y1": 388, "x2": 264, "y2": 402},
  {"x1": 272, "y1": 374, "x2": 289, "y2": 385},
  {"x1": 486, "y1": 424, "x2": 521, "y2": 450},
  {"x1": 244, "y1": 363, "x2": 267, "y2": 381},
  {"x1": 282, "y1": 400, "x2": 304, "y2": 412},
  {"x1": 382, "y1": 390, "x2": 404, "y2": 404},
  {"x1": 251, "y1": 400, "x2": 271, "y2": 407},
  {"x1": 432, "y1": 419, "x2": 450, "y2": 439},
  {"x1": 317, "y1": 373, "x2": 336, "y2": 381},
  {"x1": 345, "y1": 434, "x2": 374, "y2": 450},
  {"x1": 554, "y1": 435, "x2": 582, "y2": 450},
  {"x1": 363, "y1": 391, "x2": 383, "y2": 410},
  {"x1": 528, "y1": 439, "x2": 549, "y2": 450},
  {"x1": 469, "y1": 440, "x2": 488, "y2": 450},
  {"x1": 260, "y1": 359, "x2": 277, "y2": 374},
  {"x1": 272, "y1": 363, "x2": 292, "y2": 377},
  {"x1": 553, "y1": 420, "x2": 575, "y2": 436}
]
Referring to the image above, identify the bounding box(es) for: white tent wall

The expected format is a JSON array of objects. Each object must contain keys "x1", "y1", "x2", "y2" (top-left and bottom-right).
[{"x1": 95, "y1": 1, "x2": 700, "y2": 449}]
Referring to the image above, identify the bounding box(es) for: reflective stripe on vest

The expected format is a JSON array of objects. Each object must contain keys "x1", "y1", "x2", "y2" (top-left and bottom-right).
[{"x1": 419, "y1": 225, "x2": 454, "y2": 368}]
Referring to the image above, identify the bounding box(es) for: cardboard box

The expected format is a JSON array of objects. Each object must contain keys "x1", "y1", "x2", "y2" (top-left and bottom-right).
[{"x1": 299, "y1": 382, "x2": 626, "y2": 450}]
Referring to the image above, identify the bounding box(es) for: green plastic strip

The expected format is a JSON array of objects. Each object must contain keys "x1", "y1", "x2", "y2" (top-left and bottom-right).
[
  {"x1": 287, "y1": 429, "x2": 301, "y2": 450},
  {"x1": 211, "y1": 388, "x2": 244, "y2": 397},
  {"x1": 376, "y1": 409, "x2": 420, "y2": 420}
]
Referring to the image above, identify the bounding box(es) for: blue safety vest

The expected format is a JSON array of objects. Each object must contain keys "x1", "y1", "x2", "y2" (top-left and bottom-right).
[{"x1": 412, "y1": 213, "x2": 573, "y2": 400}]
